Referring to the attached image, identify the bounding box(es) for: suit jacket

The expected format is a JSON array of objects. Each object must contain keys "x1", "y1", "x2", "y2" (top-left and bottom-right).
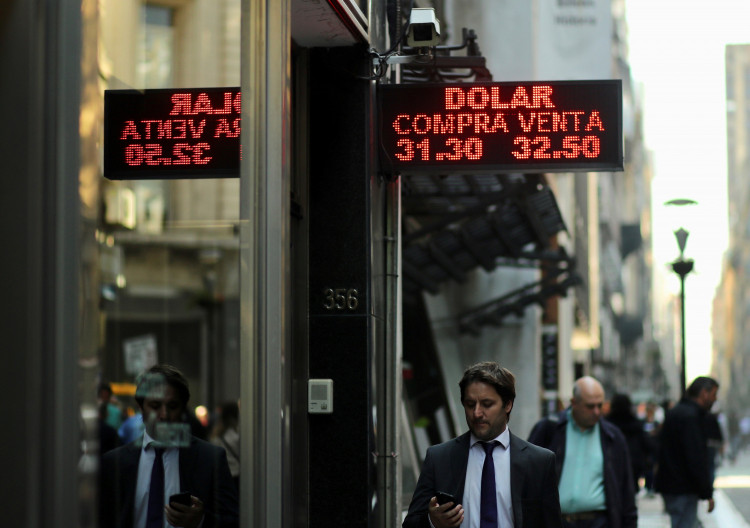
[
  {"x1": 99, "y1": 435, "x2": 239, "y2": 528},
  {"x1": 403, "y1": 431, "x2": 562, "y2": 528}
]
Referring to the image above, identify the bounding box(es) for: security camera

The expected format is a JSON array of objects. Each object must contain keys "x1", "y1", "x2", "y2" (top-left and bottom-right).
[{"x1": 407, "y1": 8, "x2": 441, "y2": 47}]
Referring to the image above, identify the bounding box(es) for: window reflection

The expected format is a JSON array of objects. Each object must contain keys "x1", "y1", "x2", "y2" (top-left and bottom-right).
[
  {"x1": 138, "y1": 5, "x2": 174, "y2": 88},
  {"x1": 96, "y1": 0, "x2": 243, "y2": 522}
]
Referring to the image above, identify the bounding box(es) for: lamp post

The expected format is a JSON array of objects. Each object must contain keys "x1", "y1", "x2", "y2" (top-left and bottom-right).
[{"x1": 671, "y1": 227, "x2": 694, "y2": 395}]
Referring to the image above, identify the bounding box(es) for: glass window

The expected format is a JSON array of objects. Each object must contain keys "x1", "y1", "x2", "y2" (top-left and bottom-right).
[
  {"x1": 96, "y1": 1, "x2": 242, "y2": 524},
  {"x1": 138, "y1": 5, "x2": 175, "y2": 88}
]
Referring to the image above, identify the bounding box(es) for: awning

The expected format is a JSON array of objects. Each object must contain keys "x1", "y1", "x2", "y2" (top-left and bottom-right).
[
  {"x1": 402, "y1": 173, "x2": 566, "y2": 293},
  {"x1": 401, "y1": 173, "x2": 580, "y2": 328}
]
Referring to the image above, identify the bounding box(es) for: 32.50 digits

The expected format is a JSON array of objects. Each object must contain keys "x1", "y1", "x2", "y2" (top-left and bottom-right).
[
  {"x1": 512, "y1": 135, "x2": 600, "y2": 160},
  {"x1": 124, "y1": 142, "x2": 212, "y2": 166}
]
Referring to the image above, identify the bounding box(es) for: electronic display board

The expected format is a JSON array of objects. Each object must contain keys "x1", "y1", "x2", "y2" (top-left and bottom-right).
[
  {"x1": 104, "y1": 87, "x2": 241, "y2": 180},
  {"x1": 379, "y1": 80, "x2": 622, "y2": 173}
]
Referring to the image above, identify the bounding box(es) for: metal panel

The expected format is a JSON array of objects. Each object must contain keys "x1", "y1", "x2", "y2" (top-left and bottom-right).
[
  {"x1": 240, "y1": 0, "x2": 291, "y2": 526},
  {"x1": 1, "y1": 0, "x2": 83, "y2": 526},
  {"x1": 307, "y1": 46, "x2": 375, "y2": 527}
]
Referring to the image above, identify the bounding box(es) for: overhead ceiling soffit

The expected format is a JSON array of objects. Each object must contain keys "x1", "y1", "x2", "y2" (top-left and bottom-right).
[{"x1": 400, "y1": 176, "x2": 568, "y2": 299}]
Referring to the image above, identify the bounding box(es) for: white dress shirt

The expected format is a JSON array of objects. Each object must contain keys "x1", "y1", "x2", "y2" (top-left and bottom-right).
[
  {"x1": 134, "y1": 431, "x2": 181, "y2": 528},
  {"x1": 461, "y1": 428, "x2": 514, "y2": 528}
]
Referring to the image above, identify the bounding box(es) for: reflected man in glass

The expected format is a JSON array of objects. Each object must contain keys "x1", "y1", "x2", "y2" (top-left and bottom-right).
[{"x1": 99, "y1": 364, "x2": 239, "y2": 528}]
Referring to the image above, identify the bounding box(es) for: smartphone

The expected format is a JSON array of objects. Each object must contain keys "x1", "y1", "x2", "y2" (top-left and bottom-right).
[
  {"x1": 169, "y1": 492, "x2": 192, "y2": 507},
  {"x1": 436, "y1": 491, "x2": 457, "y2": 506}
]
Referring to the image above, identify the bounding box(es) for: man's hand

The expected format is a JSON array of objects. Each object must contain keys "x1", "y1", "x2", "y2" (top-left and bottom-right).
[
  {"x1": 165, "y1": 495, "x2": 205, "y2": 528},
  {"x1": 428, "y1": 496, "x2": 464, "y2": 528},
  {"x1": 707, "y1": 498, "x2": 715, "y2": 513}
]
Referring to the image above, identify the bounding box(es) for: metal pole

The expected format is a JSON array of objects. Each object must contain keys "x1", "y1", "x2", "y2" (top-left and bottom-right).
[
  {"x1": 671, "y1": 258, "x2": 693, "y2": 396},
  {"x1": 379, "y1": 178, "x2": 403, "y2": 528},
  {"x1": 679, "y1": 272, "x2": 687, "y2": 396}
]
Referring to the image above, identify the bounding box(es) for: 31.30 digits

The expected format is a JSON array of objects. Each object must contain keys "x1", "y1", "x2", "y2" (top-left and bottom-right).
[{"x1": 395, "y1": 137, "x2": 483, "y2": 162}]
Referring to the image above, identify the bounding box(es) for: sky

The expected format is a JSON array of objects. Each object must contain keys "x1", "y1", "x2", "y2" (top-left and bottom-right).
[{"x1": 625, "y1": 0, "x2": 750, "y2": 381}]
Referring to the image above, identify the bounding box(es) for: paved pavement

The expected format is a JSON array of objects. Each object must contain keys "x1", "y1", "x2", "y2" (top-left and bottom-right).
[
  {"x1": 637, "y1": 449, "x2": 750, "y2": 528},
  {"x1": 714, "y1": 448, "x2": 750, "y2": 524},
  {"x1": 636, "y1": 489, "x2": 747, "y2": 528}
]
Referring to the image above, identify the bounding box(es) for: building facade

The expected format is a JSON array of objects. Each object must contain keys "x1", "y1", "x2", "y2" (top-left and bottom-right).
[{"x1": 713, "y1": 44, "x2": 750, "y2": 416}]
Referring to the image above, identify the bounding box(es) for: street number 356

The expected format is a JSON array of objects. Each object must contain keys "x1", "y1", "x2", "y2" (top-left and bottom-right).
[{"x1": 323, "y1": 288, "x2": 359, "y2": 311}]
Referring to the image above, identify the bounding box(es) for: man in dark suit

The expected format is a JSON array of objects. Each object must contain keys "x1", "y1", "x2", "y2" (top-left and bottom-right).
[
  {"x1": 100, "y1": 364, "x2": 239, "y2": 528},
  {"x1": 403, "y1": 362, "x2": 562, "y2": 528}
]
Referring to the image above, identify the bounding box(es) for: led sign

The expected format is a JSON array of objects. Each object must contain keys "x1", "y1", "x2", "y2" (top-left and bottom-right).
[
  {"x1": 379, "y1": 80, "x2": 622, "y2": 173},
  {"x1": 104, "y1": 87, "x2": 241, "y2": 180}
]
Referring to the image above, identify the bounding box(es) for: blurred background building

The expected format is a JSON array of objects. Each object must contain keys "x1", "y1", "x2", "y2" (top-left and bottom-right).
[{"x1": 713, "y1": 44, "x2": 750, "y2": 416}]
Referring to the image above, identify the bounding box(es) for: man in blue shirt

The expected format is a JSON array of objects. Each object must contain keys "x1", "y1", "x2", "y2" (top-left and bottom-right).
[{"x1": 528, "y1": 377, "x2": 636, "y2": 528}]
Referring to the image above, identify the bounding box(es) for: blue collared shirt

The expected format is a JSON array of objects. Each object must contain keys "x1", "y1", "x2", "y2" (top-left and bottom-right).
[
  {"x1": 558, "y1": 411, "x2": 606, "y2": 513},
  {"x1": 135, "y1": 431, "x2": 181, "y2": 528},
  {"x1": 461, "y1": 428, "x2": 514, "y2": 527}
]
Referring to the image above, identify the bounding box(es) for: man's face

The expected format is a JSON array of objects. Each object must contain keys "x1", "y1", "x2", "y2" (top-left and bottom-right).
[
  {"x1": 462, "y1": 381, "x2": 512, "y2": 441},
  {"x1": 570, "y1": 382, "x2": 605, "y2": 430},
  {"x1": 699, "y1": 386, "x2": 718, "y2": 410},
  {"x1": 140, "y1": 383, "x2": 185, "y2": 438}
]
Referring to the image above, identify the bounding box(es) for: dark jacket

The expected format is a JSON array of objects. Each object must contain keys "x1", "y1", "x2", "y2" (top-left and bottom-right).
[
  {"x1": 99, "y1": 435, "x2": 239, "y2": 528},
  {"x1": 607, "y1": 412, "x2": 655, "y2": 486},
  {"x1": 403, "y1": 431, "x2": 562, "y2": 528},
  {"x1": 528, "y1": 410, "x2": 637, "y2": 528},
  {"x1": 654, "y1": 398, "x2": 713, "y2": 499}
]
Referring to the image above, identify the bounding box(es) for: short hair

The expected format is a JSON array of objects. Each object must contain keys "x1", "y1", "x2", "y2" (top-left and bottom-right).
[
  {"x1": 459, "y1": 362, "x2": 516, "y2": 406},
  {"x1": 608, "y1": 393, "x2": 634, "y2": 418},
  {"x1": 135, "y1": 364, "x2": 191, "y2": 409},
  {"x1": 686, "y1": 376, "x2": 719, "y2": 398}
]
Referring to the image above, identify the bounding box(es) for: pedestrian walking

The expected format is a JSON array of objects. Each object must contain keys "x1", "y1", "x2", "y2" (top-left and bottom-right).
[
  {"x1": 528, "y1": 377, "x2": 637, "y2": 528},
  {"x1": 99, "y1": 364, "x2": 239, "y2": 528},
  {"x1": 606, "y1": 393, "x2": 654, "y2": 493},
  {"x1": 642, "y1": 401, "x2": 662, "y2": 496},
  {"x1": 655, "y1": 376, "x2": 719, "y2": 528},
  {"x1": 403, "y1": 361, "x2": 562, "y2": 528}
]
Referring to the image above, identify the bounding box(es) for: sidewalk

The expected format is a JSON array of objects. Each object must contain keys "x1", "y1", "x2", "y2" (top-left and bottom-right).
[{"x1": 636, "y1": 489, "x2": 748, "y2": 528}]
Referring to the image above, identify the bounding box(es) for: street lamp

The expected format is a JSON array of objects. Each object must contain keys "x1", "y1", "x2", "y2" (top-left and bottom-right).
[{"x1": 671, "y1": 227, "x2": 694, "y2": 395}]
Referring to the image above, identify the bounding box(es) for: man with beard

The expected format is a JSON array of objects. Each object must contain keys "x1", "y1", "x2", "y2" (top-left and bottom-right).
[
  {"x1": 403, "y1": 362, "x2": 562, "y2": 528},
  {"x1": 99, "y1": 364, "x2": 239, "y2": 528}
]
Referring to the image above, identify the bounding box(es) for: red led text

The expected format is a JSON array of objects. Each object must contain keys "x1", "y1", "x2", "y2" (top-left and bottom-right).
[
  {"x1": 444, "y1": 85, "x2": 555, "y2": 110},
  {"x1": 105, "y1": 87, "x2": 243, "y2": 179},
  {"x1": 169, "y1": 91, "x2": 241, "y2": 116},
  {"x1": 380, "y1": 81, "x2": 621, "y2": 170},
  {"x1": 124, "y1": 143, "x2": 212, "y2": 166}
]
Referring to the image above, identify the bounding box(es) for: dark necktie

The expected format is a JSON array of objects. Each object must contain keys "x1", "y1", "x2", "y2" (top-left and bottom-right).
[
  {"x1": 480, "y1": 441, "x2": 499, "y2": 528},
  {"x1": 146, "y1": 447, "x2": 165, "y2": 528}
]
